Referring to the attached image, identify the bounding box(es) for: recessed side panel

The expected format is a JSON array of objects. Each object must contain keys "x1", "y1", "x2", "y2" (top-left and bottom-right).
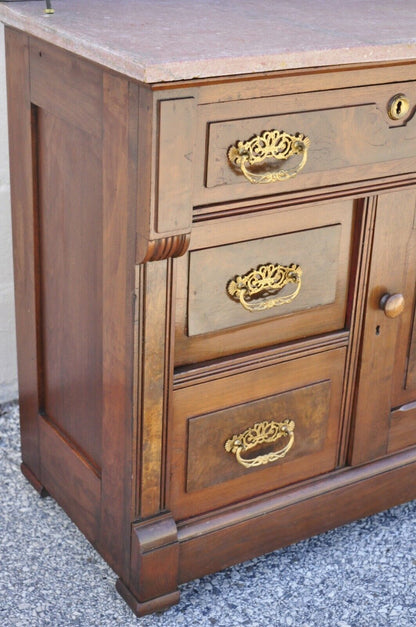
[{"x1": 37, "y1": 106, "x2": 103, "y2": 469}]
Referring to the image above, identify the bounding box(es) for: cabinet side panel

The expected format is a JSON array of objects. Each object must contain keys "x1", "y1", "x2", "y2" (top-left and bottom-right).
[
  {"x1": 5, "y1": 28, "x2": 41, "y2": 478},
  {"x1": 37, "y1": 107, "x2": 103, "y2": 469}
]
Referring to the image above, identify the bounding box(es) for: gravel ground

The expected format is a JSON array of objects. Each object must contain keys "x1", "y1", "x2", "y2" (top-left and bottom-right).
[{"x1": 1, "y1": 400, "x2": 416, "y2": 627}]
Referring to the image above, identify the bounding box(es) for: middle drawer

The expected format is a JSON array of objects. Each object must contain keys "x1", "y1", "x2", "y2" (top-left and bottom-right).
[{"x1": 175, "y1": 198, "x2": 355, "y2": 365}]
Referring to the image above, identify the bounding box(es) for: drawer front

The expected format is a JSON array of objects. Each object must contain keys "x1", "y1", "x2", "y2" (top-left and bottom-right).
[
  {"x1": 168, "y1": 348, "x2": 346, "y2": 520},
  {"x1": 188, "y1": 224, "x2": 341, "y2": 336},
  {"x1": 175, "y1": 199, "x2": 354, "y2": 365},
  {"x1": 194, "y1": 82, "x2": 416, "y2": 207}
]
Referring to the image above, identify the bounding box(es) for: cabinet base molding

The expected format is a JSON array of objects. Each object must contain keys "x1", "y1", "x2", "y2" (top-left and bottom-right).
[
  {"x1": 128, "y1": 514, "x2": 180, "y2": 608},
  {"x1": 177, "y1": 448, "x2": 416, "y2": 582},
  {"x1": 23, "y1": 447, "x2": 416, "y2": 616},
  {"x1": 20, "y1": 462, "x2": 49, "y2": 498},
  {"x1": 116, "y1": 578, "x2": 180, "y2": 618}
]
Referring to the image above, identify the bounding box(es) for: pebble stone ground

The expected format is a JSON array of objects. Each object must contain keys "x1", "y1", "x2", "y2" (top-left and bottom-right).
[{"x1": 1, "y1": 400, "x2": 416, "y2": 627}]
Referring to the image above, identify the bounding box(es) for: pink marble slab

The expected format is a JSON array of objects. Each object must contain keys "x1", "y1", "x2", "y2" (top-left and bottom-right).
[{"x1": 0, "y1": 0, "x2": 415, "y2": 83}]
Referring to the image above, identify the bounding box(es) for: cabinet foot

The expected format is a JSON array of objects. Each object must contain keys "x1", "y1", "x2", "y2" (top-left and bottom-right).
[
  {"x1": 116, "y1": 578, "x2": 180, "y2": 617},
  {"x1": 123, "y1": 513, "x2": 180, "y2": 615},
  {"x1": 20, "y1": 462, "x2": 49, "y2": 498}
]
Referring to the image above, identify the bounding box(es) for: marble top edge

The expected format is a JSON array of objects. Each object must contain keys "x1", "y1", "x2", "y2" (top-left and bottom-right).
[{"x1": 0, "y1": 1, "x2": 416, "y2": 84}]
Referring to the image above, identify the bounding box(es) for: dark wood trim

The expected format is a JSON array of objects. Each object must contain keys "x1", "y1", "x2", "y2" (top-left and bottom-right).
[
  {"x1": 20, "y1": 462, "x2": 49, "y2": 497},
  {"x1": 116, "y1": 578, "x2": 180, "y2": 618},
  {"x1": 131, "y1": 513, "x2": 179, "y2": 599},
  {"x1": 39, "y1": 416, "x2": 101, "y2": 544},
  {"x1": 99, "y1": 71, "x2": 137, "y2": 580},
  {"x1": 174, "y1": 331, "x2": 349, "y2": 389},
  {"x1": 136, "y1": 84, "x2": 154, "y2": 264},
  {"x1": 5, "y1": 28, "x2": 42, "y2": 480},
  {"x1": 118, "y1": 512, "x2": 180, "y2": 615},
  {"x1": 338, "y1": 198, "x2": 376, "y2": 466},
  {"x1": 192, "y1": 173, "x2": 416, "y2": 221}
]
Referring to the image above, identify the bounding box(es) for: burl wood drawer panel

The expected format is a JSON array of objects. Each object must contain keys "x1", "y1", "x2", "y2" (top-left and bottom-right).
[
  {"x1": 168, "y1": 348, "x2": 346, "y2": 520},
  {"x1": 194, "y1": 82, "x2": 416, "y2": 206},
  {"x1": 175, "y1": 199, "x2": 354, "y2": 365}
]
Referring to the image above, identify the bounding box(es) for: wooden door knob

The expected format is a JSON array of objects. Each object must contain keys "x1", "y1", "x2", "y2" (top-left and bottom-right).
[{"x1": 379, "y1": 293, "x2": 405, "y2": 318}]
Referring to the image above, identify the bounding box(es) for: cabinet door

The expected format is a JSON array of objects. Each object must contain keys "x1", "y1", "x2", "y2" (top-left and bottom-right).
[{"x1": 351, "y1": 189, "x2": 416, "y2": 465}]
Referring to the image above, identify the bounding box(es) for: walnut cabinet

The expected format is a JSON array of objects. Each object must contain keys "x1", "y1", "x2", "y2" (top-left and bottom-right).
[{"x1": 6, "y1": 27, "x2": 416, "y2": 616}]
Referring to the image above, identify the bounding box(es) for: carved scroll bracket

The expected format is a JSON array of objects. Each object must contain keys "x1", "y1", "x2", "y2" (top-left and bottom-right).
[{"x1": 138, "y1": 233, "x2": 190, "y2": 263}]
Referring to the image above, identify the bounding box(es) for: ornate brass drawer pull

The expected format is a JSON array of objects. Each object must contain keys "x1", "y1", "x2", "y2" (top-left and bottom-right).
[
  {"x1": 228, "y1": 129, "x2": 310, "y2": 184},
  {"x1": 225, "y1": 419, "x2": 295, "y2": 468},
  {"x1": 228, "y1": 262, "x2": 302, "y2": 312}
]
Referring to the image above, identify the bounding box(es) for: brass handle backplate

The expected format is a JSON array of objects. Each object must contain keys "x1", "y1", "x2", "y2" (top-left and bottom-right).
[
  {"x1": 227, "y1": 262, "x2": 302, "y2": 312},
  {"x1": 225, "y1": 419, "x2": 295, "y2": 468},
  {"x1": 379, "y1": 293, "x2": 405, "y2": 318},
  {"x1": 228, "y1": 129, "x2": 310, "y2": 184}
]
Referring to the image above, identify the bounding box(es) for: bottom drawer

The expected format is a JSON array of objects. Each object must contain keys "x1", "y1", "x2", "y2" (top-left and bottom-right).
[{"x1": 168, "y1": 347, "x2": 346, "y2": 520}]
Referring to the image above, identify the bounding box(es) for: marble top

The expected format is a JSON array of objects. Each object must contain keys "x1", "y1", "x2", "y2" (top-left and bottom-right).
[{"x1": 1, "y1": 0, "x2": 416, "y2": 83}]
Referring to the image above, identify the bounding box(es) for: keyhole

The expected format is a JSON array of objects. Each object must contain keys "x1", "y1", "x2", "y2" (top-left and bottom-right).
[
  {"x1": 375, "y1": 325, "x2": 381, "y2": 336},
  {"x1": 388, "y1": 94, "x2": 410, "y2": 120}
]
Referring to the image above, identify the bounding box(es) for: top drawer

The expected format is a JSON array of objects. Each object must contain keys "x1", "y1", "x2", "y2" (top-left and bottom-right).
[{"x1": 193, "y1": 82, "x2": 416, "y2": 207}]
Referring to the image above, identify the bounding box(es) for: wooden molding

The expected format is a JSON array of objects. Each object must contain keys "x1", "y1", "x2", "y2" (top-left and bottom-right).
[
  {"x1": 141, "y1": 233, "x2": 190, "y2": 262},
  {"x1": 6, "y1": 28, "x2": 42, "y2": 479},
  {"x1": 20, "y1": 462, "x2": 49, "y2": 498},
  {"x1": 121, "y1": 512, "x2": 179, "y2": 614},
  {"x1": 177, "y1": 447, "x2": 416, "y2": 582},
  {"x1": 136, "y1": 89, "x2": 196, "y2": 264},
  {"x1": 134, "y1": 260, "x2": 175, "y2": 519}
]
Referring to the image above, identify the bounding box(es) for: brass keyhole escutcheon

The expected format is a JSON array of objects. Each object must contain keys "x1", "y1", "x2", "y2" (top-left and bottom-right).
[{"x1": 388, "y1": 94, "x2": 410, "y2": 120}]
